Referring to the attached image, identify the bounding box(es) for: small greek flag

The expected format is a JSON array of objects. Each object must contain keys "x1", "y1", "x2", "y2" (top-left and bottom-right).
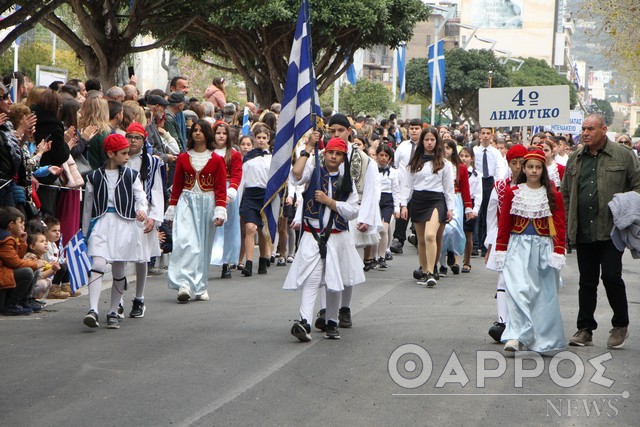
[
  {"x1": 65, "y1": 231, "x2": 92, "y2": 293},
  {"x1": 242, "y1": 107, "x2": 251, "y2": 136}
]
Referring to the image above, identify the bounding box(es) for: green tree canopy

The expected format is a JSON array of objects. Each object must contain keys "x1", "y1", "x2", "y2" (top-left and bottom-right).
[
  {"x1": 591, "y1": 98, "x2": 614, "y2": 125},
  {"x1": 164, "y1": 0, "x2": 430, "y2": 107},
  {"x1": 509, "y1": 57, "x2": 578, "y2": 108},
  {"x1": 339, "y1": 79, "x2": 395, "y2": 116},
  {"x1": 4, "y1": 1, "x2": 204, "y2": 88},
  {"x1": 405, "y1": 48, "x2": 510, "y2": 126},
  {"x1": 0, "y1": 40, "x2": 86, "y2": 82}
]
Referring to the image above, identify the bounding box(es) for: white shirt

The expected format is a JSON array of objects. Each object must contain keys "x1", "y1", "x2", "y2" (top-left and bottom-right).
[
  {"x1": 394, "y1": 139, "x2": 419, "y2": 171},
  {"x1": 473, "y1": 144, "x2": 507, "y2": 179},
  {"x1": 467, "y1": 166, "x2": 483, "y2": 215},
  {"x1": 398, "y1": 160, "x2": 456, "y2": 210},
  {"x1": 239, "y1": 151, "x2": 271, "y2": 189},
  {"x1": 378, "y1": 165, "x2": 401, "y2": 213},
  {"x1": 555, "y1": 153, "x2": 568, "y2": 166}
]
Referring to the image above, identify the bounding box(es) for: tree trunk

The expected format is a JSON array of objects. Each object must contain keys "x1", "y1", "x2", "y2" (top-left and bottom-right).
[
  {"x1": 252, "y1": 80, "x2": 278, "y2": 110},
  {"x1": 83, "y1": 56, "x2": 120, "y2": 90}
]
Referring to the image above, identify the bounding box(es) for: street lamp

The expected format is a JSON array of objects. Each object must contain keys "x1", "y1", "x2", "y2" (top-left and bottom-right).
[
  {"x1": 474, "y1": 35, "x2": 497, "y2": 50},
  {"x1": 449, "y1": 23, "x2": 477, "y2": 49}
]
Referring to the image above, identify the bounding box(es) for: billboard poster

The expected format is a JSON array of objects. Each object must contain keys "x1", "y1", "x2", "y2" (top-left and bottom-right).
[{"x1": 471, "y1": 0, "x2": 523, "y2": 29}]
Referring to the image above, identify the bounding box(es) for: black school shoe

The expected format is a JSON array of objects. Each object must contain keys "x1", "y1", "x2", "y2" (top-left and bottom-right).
[
  {"x1": 325, "y1": 320, "x2": 341, "y2": 339},
  {"x1": 291, "y1": 320, "x2": 312, "y2": 342}
]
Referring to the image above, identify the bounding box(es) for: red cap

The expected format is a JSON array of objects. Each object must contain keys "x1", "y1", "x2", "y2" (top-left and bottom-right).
[
  {"x1": 324, "y1": 137, "x2": 348, "y2": 153},
  {"x1": 104, "y1": 133, "x2": 130, "y2": 153},
  {"x1": 506, "y1": 144, "x2": 528, "y2": 162},
  {"x1": 524, "y1": 149, "x2": 546, "y2": 164},
  {"x1": 126, "y1": 122, "x2": 147, "y2": 137}
]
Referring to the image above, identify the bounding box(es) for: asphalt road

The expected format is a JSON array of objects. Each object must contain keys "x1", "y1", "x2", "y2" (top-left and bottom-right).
[{"x1": 1, "y1": 245, "x2": 638, "y2": 426}]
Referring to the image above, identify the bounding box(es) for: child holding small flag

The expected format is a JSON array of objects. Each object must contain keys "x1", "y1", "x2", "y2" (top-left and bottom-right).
[{"x1": 81, "y1": 134, "x2": 148, "y2": 329}]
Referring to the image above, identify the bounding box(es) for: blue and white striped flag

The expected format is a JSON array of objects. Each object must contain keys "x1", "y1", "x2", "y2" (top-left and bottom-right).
[
  {"x1": 428, "y1": 39, "x2": 446, "y2": 105},
  {"x1": 262, "y1": 0, "x2": 322, "y2": 242},
  {"x1": 397, "y1": 44, "x2": 406, "y2": 101},
  {"x1": 65, "y1": 230, "x2": 92, "y2": 293},
  {"x1": 242, "y1": 106, "x2": 251, "y2": 136}
]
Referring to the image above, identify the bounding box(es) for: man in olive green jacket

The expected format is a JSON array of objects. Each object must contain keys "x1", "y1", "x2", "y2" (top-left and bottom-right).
[{"x1": 561, "y1": 114, "x2": 640, "y2": 349}]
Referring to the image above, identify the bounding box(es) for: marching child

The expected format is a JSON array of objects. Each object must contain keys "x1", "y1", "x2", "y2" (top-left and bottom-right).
[
  {"x1": 239, "y1": 124, "x2": 272, "y2": 276},
  {"x1": 82, "y1": 133, "x2": 148, "y2": 329},
  {"x1": 210, "y1": 121, "x2": 242, "y2": 278},
  {"x1": 166, "y1": 120, "x2": 227, "y2": 302},
  {"x1": 484, "y1": 144, "x2": 528, "y2": 342},
  {"x1": 125, "y1": 122, "x2": 165, "y2": 318},
  {"x1": 398, "y1": 127, "x2": 455, "y2": 287},
  {"x1": 459, "y1": 147, "x2": 481, "y2": 274},
  {"x1": 493, "y1": 149, "x2": 566, "y2": 353},
  {"x1": 373, "y1": 144, "x2": 400, "y2": 268},
  {"x1": 439, "y1": 139, "x2": 472, "y2": 276},
  {"x1": 285, "y1": 137, "x2": 363, "y2": 341}
]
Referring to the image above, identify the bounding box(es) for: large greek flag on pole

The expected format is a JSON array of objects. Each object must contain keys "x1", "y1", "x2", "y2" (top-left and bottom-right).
[
  {"x1": 65, "y1": 230, "x2": 92, "y2": 293},
  {"x1": 397, "y1": 44, "x2": 406, "y2": 101},
  {"x1": 428, "y1": 39, "x2": 446, "y2": 105},
  {"x1": 262, "y1": 0, "x2": 322, "y2": 242}
]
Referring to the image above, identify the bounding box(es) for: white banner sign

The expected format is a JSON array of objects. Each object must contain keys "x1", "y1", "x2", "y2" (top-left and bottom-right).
[
  {"x1": 479, "y1": 85, "x2": 570, "y2": 127},
  {"x1": 549, "y1": 110, "x2": 584, "y2": 136}
]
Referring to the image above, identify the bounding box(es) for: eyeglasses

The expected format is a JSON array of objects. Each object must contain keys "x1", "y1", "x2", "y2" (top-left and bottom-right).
[{"x1": 126, "y1": 134, "x2": 144, "y2": 141}]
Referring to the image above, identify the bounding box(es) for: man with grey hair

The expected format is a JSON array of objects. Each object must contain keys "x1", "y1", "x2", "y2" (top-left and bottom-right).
[
  {"x1": 123, "y1": 84, "x2": 138, "y2": 101},
  {"x1": 105, "y1": 86, "x2": 125, "y2": 102},
  {"x1": 561, "y1": 113, "x2": 640, "y2": 349},
  {"x1": 270, "y1": 102, "x2": 281, "y2": 115},
  {"x1": 223, "y1": 103, "x2": 236, "y2": 124}
]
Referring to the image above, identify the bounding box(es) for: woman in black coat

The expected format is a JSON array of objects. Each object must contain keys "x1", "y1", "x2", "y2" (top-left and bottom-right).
[{"x1": 32, "y1": 88, "x2": 69, "y2": 216}]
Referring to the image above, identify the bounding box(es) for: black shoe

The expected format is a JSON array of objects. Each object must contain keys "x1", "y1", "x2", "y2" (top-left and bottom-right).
[
  {"x1": 438, "y1": 265, "x2": 448, "y2": 277},
  {"x1": 412, "y1": 266, "x2": 423, "y2": 280},
  {"x1": 22, "y1": 300, "x2": 42, "y2": 312},
  {"x1": 314, "y1": 308, "x2": 326, "y2": 331},
  {"x1": 488, "y1": 322, "x2": 506, "y2": 343},
  {"x1": 241, "y1": 260, "x2": 253, "y2": 276},
  {"x1": 2, "y1": 304, "x2": 32, "y2": 316},
  {"x1": 129, "y1": 299, "x2": 146, "y2": 318},
  {"x1": 291, "y1": 320, "x2": 312, "y2": 342},
  {"x1": 480, "y1": 249, "x2": 487, "y2": 258},
  {"x1": 377, "y1": 257, "x2": 388, "y2": 269},
  {"x1": 258, "y1": 257, "x2": 268, "y2": 274},
  {"x1": 83, "y1": 310, "x2": 99, "y2": 328},
  {"x1": 407, "y1": 234, "x2": 418, "y2": 247},
  {"x1": 106, "y1": 313, "x2": 120, "y2": 329},
  {"x1": 450, "y1": 264, "x2": 460, "y2": 275},
  {"x1": 425, "y1": 273, "x2": 437, "y2": 288},
  {"x1": 446, "y1": 251, "x2": 455, "y2": 267},
  {"x1": 221, "y1": 264, "x2": 232, "y2": 279},
  {"x1": 277, "y1": 257, "x2": 286, "y2": 267},
  {"x1": 390, "y1": 239, "x2": 403, "y2": 254},
  {"x1": 338, "y1": 307, "x2": 352, "y2": 328},
  {"x1": 385, "y1": 251, "x2": 393, "y2": 261},
  {"x1": 269, "y1": 255, "x2": 276, "y2": 265},
  {"x1": 325, "y1": 320, "x2": 341, "y2": 339},
  {"x1": 363, "y1": 258, "x2": 376, "y2": 272}
]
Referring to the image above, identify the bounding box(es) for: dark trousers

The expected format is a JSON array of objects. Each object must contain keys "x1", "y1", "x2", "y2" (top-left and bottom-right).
[
  {"x1": 477, "y1": 177, "x2": 494, "y2": 251},
  {"x1": 392, "y1": 201, "x2": 412, "y2": 244},
  {"x1": 576, "y1": 240, "x2": 629, "y2": 331},
  {"x1": 6, "y1": 267, "x2": 38, "y2": 306}
]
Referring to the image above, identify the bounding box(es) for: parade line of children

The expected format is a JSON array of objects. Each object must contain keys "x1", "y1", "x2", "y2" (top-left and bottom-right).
[{"x1": 1, "y1": 116, "x2": 578, "y2": 355}]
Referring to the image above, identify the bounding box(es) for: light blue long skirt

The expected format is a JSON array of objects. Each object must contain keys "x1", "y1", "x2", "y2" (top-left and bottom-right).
[
  {"x1": 441, "y1": 193, "x2": 466, "y2": 256},
  {"x1": 502, "y1": 233, "x2": 565, "y2": 353},
  {"x1": 168, "y1": 191, "x2": 217, "y2": 295},
  {"x1": 210, "y1": 183, "x2": 241, "y2": 265}
]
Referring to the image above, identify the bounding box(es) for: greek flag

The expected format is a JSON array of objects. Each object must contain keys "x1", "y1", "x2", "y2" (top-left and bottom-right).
[
  {"x1": 428, "y1": 39, "x2": 446, "y2": 105},
  {"x1": 242, "y1": 106, "x2": 251, "y2": 136},
  {"x1": 65, "y1": 231, "x2": 92, "y2": 293},
  {"x1": 397, "y1": 44, "x2": 406, "y2": 101},
  {"x1": 262, "y1": 0, "x2": 322, "y2": 242}
]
